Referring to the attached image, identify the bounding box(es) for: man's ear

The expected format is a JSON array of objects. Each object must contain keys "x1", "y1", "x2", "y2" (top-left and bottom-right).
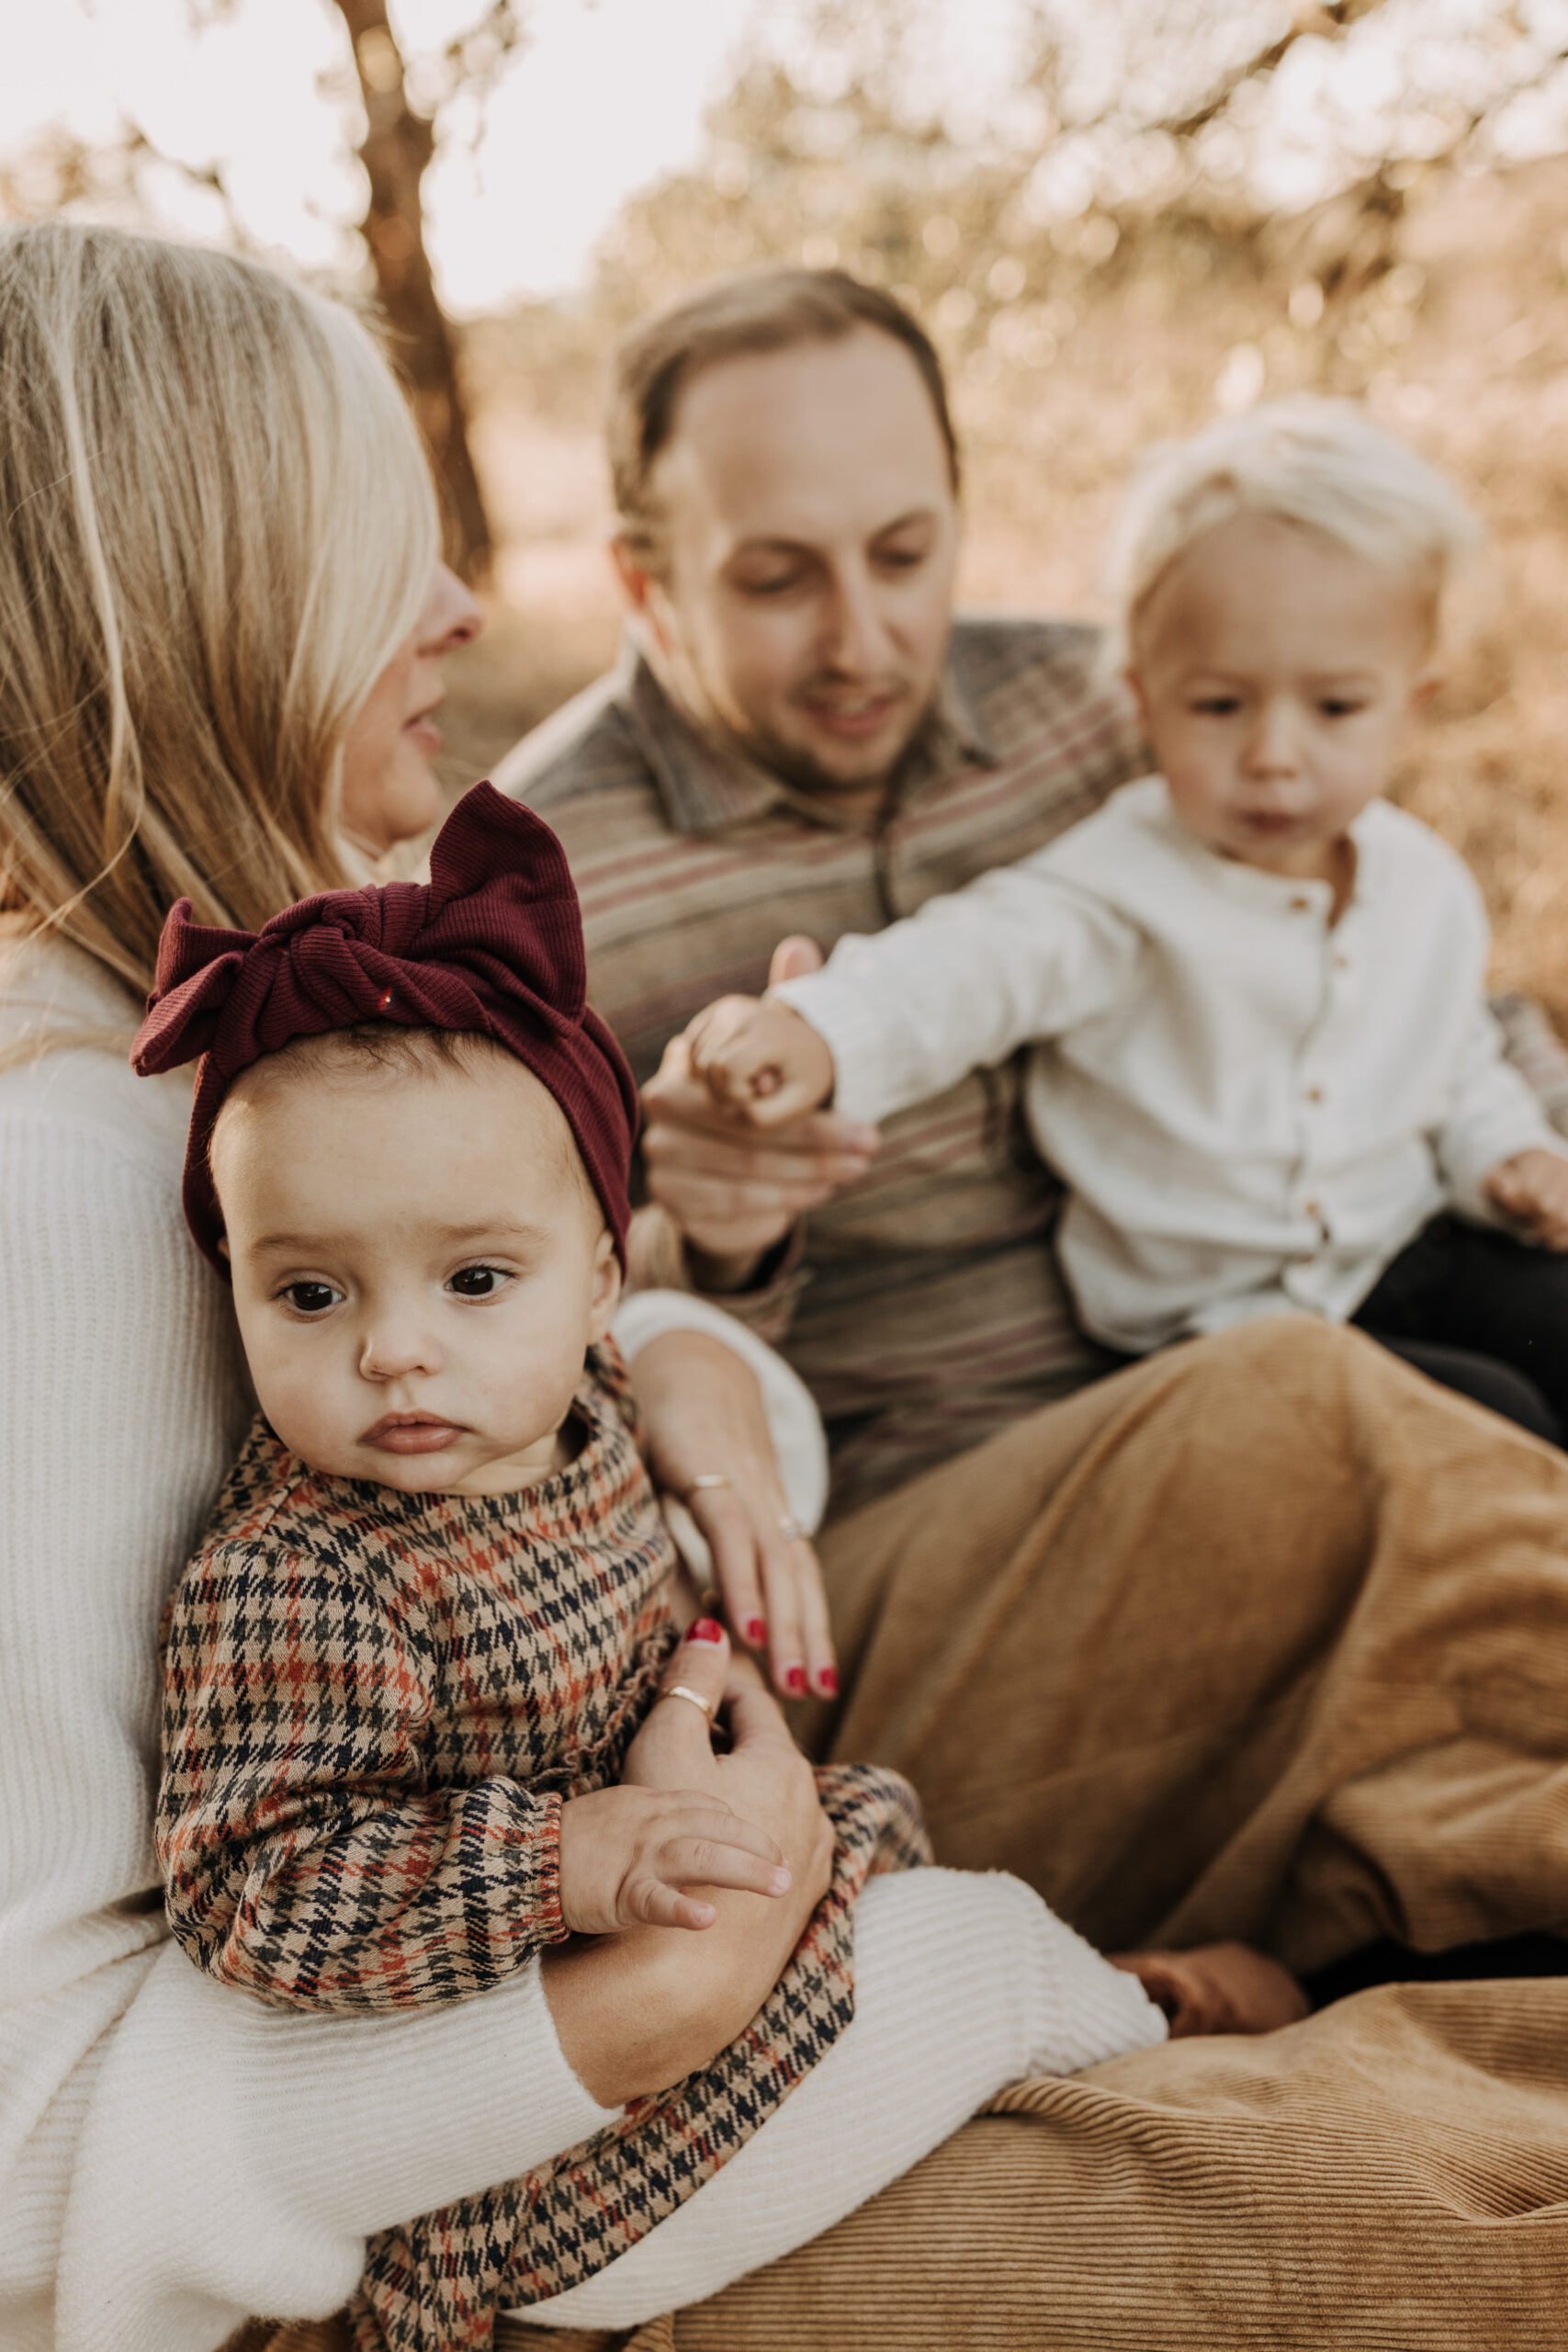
[{"x1": 587, "y1": 1226, "x2": 623, "y2": 1343}]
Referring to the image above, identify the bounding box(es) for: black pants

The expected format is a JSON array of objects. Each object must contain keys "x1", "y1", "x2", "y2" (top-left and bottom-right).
[{"x1": 1351, "y1": 1213, "x2": 1568, "y2": 1444}]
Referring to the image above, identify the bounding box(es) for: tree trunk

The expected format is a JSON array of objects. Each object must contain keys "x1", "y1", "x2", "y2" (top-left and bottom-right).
[{"x1": 331, "y1": 0, "x2": 493, "y2": 581}]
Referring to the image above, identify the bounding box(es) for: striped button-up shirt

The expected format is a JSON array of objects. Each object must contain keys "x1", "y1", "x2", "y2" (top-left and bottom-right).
[{"x1": 497, "y1": 618, "x2": 1146, "y2": 1515}]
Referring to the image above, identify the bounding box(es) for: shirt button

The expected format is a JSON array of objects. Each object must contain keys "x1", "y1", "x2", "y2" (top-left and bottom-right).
[
  {"x1": 1304, "y1": 1200, "x2": 1323, "y2": 1222},
  {"x1": 1306, "y1": 1085, "x2": 1324, "y2": 1103},
  {"x1": 1290, "y1": 895, "x2": 1312, "y2": 912}
]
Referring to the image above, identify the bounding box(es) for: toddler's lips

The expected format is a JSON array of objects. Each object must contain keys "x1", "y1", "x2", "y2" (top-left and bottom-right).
[{"x1": 361, "y1": 1413, "x2": 464, "y2": 1454}]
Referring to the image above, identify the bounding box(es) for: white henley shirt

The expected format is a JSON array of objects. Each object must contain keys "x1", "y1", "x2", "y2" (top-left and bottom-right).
[{"x1": 776, "y1": 775, "x2": 1566, "y2": 1355}]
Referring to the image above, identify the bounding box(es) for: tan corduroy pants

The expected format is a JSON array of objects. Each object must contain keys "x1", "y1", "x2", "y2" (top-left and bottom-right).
[{"x1": 241, "y1": 1321, "x2": 1568, "y2": 2352}]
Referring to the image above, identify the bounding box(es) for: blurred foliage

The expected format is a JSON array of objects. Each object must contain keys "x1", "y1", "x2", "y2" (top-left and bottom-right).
[{"x1": 592, "y1": 0, "x2": 1568, "y2": 413}]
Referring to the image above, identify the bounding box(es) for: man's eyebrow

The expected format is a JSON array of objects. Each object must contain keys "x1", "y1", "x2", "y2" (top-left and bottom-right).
[{"x1": 728, "y1": 508, "x2": 939, "y2": 560}]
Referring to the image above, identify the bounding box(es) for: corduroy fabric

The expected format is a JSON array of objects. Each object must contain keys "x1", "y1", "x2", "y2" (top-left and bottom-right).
[
  {"x1": 130, "y1": 784, "x2": 639, "y2": 1272},
  {"x1": 237, "y1": 1320, "x2": 1568, "y2": 2348}
]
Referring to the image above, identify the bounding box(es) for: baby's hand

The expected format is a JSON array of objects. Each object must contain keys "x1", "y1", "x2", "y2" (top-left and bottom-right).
[
  {"x1": 1484, "y1": 1148, "x2": 1568, "y2": 1251},
  {"x1": 556, "y1": 1781, "x2": 793, "y2": 1934},
  {"x1": 685, "y1": 994, "x2": 837, "y2": 1128}
]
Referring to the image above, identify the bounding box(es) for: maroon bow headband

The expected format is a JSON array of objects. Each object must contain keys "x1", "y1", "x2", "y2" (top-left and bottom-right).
[{"x1": 131, "y1": 782, "x2": 638, "y2": 1275}]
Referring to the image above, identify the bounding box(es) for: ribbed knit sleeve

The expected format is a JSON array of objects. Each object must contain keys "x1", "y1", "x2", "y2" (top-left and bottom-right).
[
  {"x1": 158, "y1": 1529, "x2": 568, "y2": 2011},
  {"x1": 0, "y1": 995, "x2": 615, "y2": 2352}
]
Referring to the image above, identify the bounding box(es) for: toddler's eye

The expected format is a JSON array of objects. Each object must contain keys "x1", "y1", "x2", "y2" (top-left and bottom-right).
[
  {"x1": 448, "y1": 1263, "x2": 509, "y2": 1299},
  {"x1": 1191, "y1": 695, "x2": 1240, "y2": 716},
  {"x1": 1319, "y1": 698, "x2": 1364, "y2": 718},
  {"x1": 281, "y1": 1281, "x2": 342, "y2": 1316}
]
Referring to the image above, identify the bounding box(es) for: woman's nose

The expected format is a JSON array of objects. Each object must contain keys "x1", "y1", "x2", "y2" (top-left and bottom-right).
[{"x1": 419, "y1": 563, "x2": 483, "y2": 656}]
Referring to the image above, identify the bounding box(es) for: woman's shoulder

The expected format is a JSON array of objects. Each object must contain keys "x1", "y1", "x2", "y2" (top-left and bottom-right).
[{"x1": 0, "y1": 933, "x2": 189, "y2": 1187}]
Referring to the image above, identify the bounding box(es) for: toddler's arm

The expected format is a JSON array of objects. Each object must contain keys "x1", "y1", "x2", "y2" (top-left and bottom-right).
[
  {"x1": 1485, "y1": 1148, "x2": 1568, "y2": 1251},
  {"x1": 754, "y1": 856, "x2": 1139, "y2": 1131},
  {"x1": 1437, "y1": 996, "x2": 1568, "y2": 1227}
]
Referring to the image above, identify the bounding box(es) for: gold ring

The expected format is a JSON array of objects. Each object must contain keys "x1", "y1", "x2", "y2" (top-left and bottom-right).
[
  {"x1": 660, "y1": 1682, "x2": 718, "y2": 1722},
  {"x1": 682, "y1": 1474, "x2": 731, "y2": 1497}
]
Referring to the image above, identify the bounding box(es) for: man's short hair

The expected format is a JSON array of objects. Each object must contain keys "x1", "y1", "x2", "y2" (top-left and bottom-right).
[{"x1": 608, "y1": 266, "x2": 961, "y2": 561}]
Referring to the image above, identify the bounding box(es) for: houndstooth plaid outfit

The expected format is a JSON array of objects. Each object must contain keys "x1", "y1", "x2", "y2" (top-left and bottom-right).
[{"x1": 158, "y1": 1342, "x2": 928, "y2": 2350}]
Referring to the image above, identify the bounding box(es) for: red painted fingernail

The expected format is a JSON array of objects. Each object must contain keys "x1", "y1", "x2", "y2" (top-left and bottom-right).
[
  {"x1": 688, "y1": 1618, "x2": 724, "y2": 1644},
  {"x1": 784, "y1": 1664, "x2": 807, "y2": 1696},
  {"x1": 745, "y1": 1616, "x2": 768, "y2": 1645},
  {"x1": 818, "y1": 1666, "x2": 840, "y2": 1696}
]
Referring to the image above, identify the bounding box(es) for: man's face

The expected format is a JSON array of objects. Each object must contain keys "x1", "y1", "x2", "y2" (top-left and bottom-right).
[{"x1": 626, "y1": 327, "x2": 962, "y2": 802}]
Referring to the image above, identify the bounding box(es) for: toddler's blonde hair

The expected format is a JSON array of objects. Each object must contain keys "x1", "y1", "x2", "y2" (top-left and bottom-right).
[{"x1": 1107, "y1": 397, "x2": 1480, "y2": 667}]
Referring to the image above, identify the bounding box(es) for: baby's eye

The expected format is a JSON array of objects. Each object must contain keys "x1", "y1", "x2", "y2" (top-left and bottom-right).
[
  {"x1": 1318, "y1": 697, "x2": 1366, "y2": 718},
  {"x1": 447, "y1": 1263, "x2": 510, "y2": 1299},
  {"x1": 280, "y1": 1280, "x2": 342, "y2": 1316},
  {"x1": 1191, "y1": 695, "x2": 1241, "y2": 716}
]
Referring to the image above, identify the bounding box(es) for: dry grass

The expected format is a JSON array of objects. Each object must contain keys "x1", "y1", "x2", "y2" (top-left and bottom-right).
[{"x1": 440, "y1": 152, "x2": 1568, "y2": 1025}]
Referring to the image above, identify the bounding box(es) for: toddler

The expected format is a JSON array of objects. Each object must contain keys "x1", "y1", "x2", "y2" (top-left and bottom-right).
[
  {"x1": 141, "y1": 787, "x2": 1284, "y2": 2350},
  {"x1": 689, "y1": 400, "x2": 1568, "y2": 1437}
]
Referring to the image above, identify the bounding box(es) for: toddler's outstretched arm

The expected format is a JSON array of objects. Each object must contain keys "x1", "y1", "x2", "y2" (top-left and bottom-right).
[{"x1": 687, "y1": 993, "x2": 838, "y2": 1126}]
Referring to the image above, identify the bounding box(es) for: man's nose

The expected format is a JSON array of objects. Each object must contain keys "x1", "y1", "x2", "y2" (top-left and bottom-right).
[{"x1": 819, "y1": 563, "x2": 895, "y2": 673}]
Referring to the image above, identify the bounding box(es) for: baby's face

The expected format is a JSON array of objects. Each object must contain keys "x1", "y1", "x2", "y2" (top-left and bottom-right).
[
  {"x1": 212, "y1": 1047, "x2": 621, "y2": 1497},
  {"x1": 1129, "y1": 511, "x2": 1436, "y2": 882}
]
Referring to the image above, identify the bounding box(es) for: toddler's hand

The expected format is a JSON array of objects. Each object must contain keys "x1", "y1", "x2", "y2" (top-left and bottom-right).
[
  {"x1": 1484, "y1": 1148, "x2": 1568, "y2": 1251},
  {"x1": 557, "y1": 1778, "x2": 793, "y2": 1936},
  {"x1": 686, "y1": 994, "x2": 837, "y2": 1128}
]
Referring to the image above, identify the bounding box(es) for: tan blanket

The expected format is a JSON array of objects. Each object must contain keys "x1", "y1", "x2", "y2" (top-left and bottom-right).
[{"x1": 246, "y1": 1322, "x2": 1568, "y2": 2349}]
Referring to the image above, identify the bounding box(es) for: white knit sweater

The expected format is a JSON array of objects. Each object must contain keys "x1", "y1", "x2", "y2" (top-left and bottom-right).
[{"x1": 0, "y1": 937, "x2": 1162, "y2": 2352}]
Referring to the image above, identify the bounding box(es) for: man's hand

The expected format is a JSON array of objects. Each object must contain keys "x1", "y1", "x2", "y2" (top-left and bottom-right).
[
  {"x1": 640, "y1": 936, "x2": 879, "y2": 1283},
  {"x1": 557, "y1": 1754, "x2": 792, "y2": 1936},
  {"x1": 687, "y1": 994, "x2": 838, "y2": 1126},
  {"x1": 1485, "y1": 1148, "x2": 1568, "y2": 1250}
]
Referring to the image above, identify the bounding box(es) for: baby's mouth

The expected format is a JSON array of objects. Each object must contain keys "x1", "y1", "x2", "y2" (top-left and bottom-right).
[{"x1": 360, "y1": 1411, "x2": 465, "y2": 1455}]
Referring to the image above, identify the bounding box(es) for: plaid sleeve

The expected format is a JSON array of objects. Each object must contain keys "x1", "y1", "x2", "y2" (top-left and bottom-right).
[{"x1": 156, "y1": 1536, "x2": 566, "y2": 2014}]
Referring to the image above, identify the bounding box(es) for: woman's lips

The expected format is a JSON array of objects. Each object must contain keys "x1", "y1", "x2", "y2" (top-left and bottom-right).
[
  {"x1": 403, "y1": 711, "x2": 443, "y2": 757},
  {"x1": 360, "y1": 1414, "x2": 464, "y2": 1455}
]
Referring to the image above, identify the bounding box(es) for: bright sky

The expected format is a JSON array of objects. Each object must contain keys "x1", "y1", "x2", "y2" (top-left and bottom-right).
[
  {"x1": 6, "y1": 1, "x2": 1568, "y2": 314},
  {"x1": 1, "y1": 0, "x2": 761, "y2": 312}
]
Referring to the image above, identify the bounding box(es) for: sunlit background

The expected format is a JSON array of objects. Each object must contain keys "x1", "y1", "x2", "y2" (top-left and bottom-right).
[{"x1": 7, "y1": 0, "x2": 1568, "y2": 1017}]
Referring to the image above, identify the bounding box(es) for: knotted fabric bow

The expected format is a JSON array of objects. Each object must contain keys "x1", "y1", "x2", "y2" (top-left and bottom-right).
[{"x1": 131, "y1": 782, "x2": 638, "y2": 1275}]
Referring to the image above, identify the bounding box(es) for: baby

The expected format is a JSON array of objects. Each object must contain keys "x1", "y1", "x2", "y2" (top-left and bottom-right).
[
  {"x1": 688, "y1": 400, "x2": 1568, "y2": 1435},
  {"x1": 138, "y1": 786, "x2": 931, "y2": 2345},
  {"x1": 140, "y1": 786, "x2": 1304, "y2": 2350}
]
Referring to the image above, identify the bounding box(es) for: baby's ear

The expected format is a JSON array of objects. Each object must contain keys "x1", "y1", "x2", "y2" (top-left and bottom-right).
[{"x1": 587, "y1": 1225, "x2": 623, "y2": 1342}]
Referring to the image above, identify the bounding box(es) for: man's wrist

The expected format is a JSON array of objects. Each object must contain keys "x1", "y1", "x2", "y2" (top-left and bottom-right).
[{"x1": 685, "y1": 1225, "x2": 803, "y2": 1295}]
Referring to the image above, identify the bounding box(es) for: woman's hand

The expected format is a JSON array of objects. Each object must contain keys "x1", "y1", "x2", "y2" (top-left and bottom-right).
[
  {"x1": 632, "y1": 1328, "x2": 839, "y2": 1702},
  {"x1": 541, "y1": 1623, "x2": 831, "y2": 2107}
]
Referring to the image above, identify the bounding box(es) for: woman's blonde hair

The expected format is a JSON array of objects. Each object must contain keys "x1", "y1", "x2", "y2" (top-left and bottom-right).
[
  {"x1": 0, "y1": 221, "x2": 440, "y2": 1009},
  {"x1": 1106, "y1": 396, "x2": 1481, "y2": 666}
]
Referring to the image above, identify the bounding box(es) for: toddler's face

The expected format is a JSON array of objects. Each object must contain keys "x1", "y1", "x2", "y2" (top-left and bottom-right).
[
  {"x1": 211, "y1": 1047, "x2": 621, "y2": 1497},
  {"x1": 1129, "y1": 510, "x2": 1436, "y2": 882}
]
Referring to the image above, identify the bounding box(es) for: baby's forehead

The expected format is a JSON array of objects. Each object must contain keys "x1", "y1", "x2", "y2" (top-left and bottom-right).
[{"x1": 213, "y1": 1027, "x2": 597, "y2": 1223}]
